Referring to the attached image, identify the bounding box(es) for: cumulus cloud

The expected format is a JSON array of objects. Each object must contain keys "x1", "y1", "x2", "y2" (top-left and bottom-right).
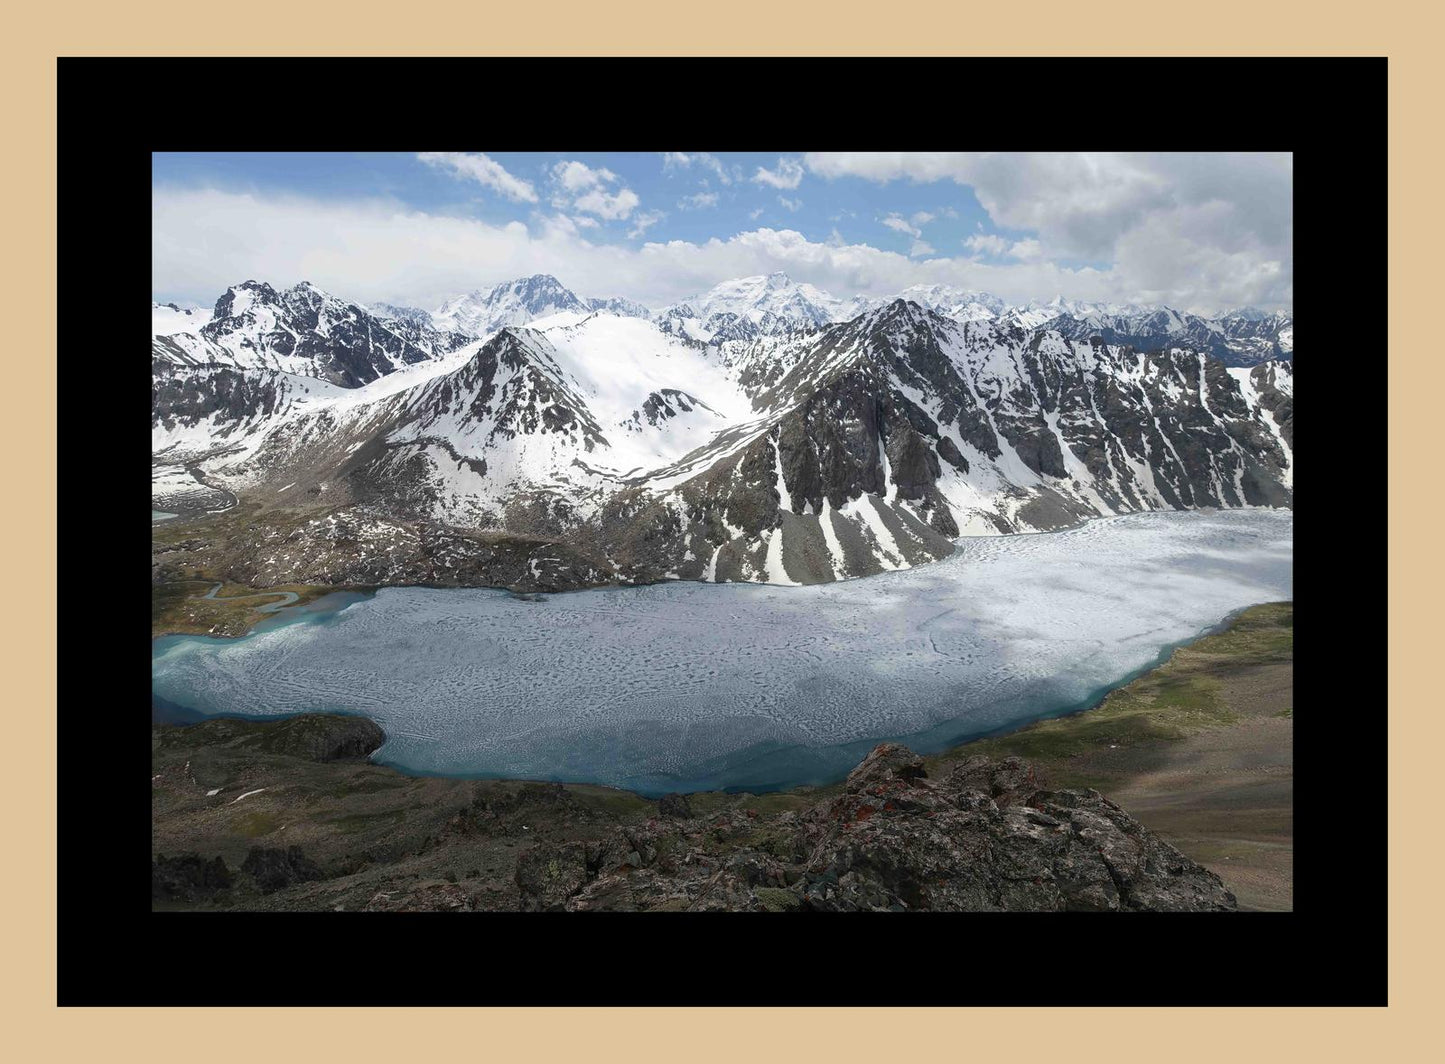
[
  {"x1": 678, "y1": 191, "x2": 719, "y2": 210},
  {"x1": 909, "y1": 240, "x2": 936, "y2": 258},
  {"x1": 807, "y1": 152, "x2": 1292, "y2": 309},
  {"x1": 552, "y1": 159, "x2": 617, "y2": 193},
  {"x1": 548, "y1": 159, "x2": 641, "y2": 221},
  {"x1": 1007, "y1": 238, "x2": 1044, "y2": 262},
  {"x1": 753, "y1": 157, "x2": 805, "y2": 190},
  {"x1": 963, "y1": 233, "x2": 1009, "y2": 257},
  {"x1": 574, "y1": 186, "x2": 640, "y2": 221},
  {"x1": 416, "y1": 151, "x2": 537, "y2": 203},
  {"x1": 777, "y1": 196, "x2": 802, "y2": 212},
  {"x1": 152, "y1": 183, "x2": 1284, "y2": 314}
]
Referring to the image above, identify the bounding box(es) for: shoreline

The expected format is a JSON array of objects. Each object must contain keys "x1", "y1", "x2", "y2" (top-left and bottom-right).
[
  {"x1": 151, "y1": 587, "x2": 1288, "y2": 796},
  {"x1": 151, "y1": 601, "x2": 1292, "y2": 911},
  {"x1": 152, "y1": 593, "x2": 1289, "y2": 800},
  {"x1": 151, "y1": 504, "x2": 1293, "y2": 636}
]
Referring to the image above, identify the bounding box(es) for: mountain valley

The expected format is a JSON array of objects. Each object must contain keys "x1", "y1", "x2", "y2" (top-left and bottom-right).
[{"x1": 153, "y1": 272, "x2": 1294, "y2": 592}]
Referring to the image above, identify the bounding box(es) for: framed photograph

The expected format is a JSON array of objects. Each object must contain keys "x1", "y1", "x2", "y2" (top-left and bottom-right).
[{"x1": 55, "y1": 56, "x2": 1384, "y2": 1006}]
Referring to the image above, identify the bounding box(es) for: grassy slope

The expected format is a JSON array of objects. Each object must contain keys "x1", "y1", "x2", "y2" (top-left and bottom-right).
[
  {"x1": 928, "y1": 602, "x2": 1291, "y2": 780},
  {"x1": 925, "y1": 601, "x2": 1294, "y2": 909},
  {"x1": 151, "y1": 580, "x2": 351, "y2": 638}
]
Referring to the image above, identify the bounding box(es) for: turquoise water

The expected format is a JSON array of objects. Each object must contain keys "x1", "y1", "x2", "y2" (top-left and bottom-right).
[{"x1": 151, "y1": 509, "x2": 1293, "y2": 795}]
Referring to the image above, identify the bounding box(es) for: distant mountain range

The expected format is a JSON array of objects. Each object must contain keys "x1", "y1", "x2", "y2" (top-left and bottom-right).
[{"x1": 152, "y1": 272, "x2": 1293, "y2": 591}]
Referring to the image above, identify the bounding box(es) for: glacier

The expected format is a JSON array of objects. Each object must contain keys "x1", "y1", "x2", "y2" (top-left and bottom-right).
[{"x1": 151, "y1": 508, "x2": 1292, "y2": 795}]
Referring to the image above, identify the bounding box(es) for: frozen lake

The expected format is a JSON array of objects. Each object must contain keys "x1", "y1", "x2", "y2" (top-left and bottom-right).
[{"x1": 151, "y1": 508, "x2": 1293, "y2": 795}]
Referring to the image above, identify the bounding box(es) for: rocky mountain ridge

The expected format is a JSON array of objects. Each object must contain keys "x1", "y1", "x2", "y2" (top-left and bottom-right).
[
  {"x1": 154, "y1": 288, "x2": 1293, "y2": 590},
  {"x1": 158, "y1": 272, "x2": 1294, "y2": 368},
  {"x1": 153, "y1": 280, "x2": 474, "y2": 388}
]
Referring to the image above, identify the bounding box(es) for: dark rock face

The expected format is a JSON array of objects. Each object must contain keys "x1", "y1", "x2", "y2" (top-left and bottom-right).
[
  {"x1": 452, "y1": 782, "x2": 595, "y2": 839},
  {"x1": 1044, "y1": 307, "x2": 1292, "y2": 368},
  {"x1": 242, "y1": 846, "x2": 323, "y2": 893},
  {"x1": 513, "y1": 745, "x2": 1236, "y2": 913},
  {"x1": 252, "y1": 715, "x2": 386, "y2": 762},
  {"x1": 154, "y1": 293, "x2": 1292, "y2": 592},
  {"x1": 152, "y1": 853, "x2": 233, "y2": 901},
  {"x1": 157, "y1": 714, "x2": 384, "y2": 763},
  {"x1": 198, "y1": 280, "x2": 471, "y2": 388},
  {"x1": 843, "y1": 742, "x2": 927, "y2": 792},
  {"x1": 657, "y1": 793, "x2": 693, "y2": 819},
  {"x1": 515, "y1": 842, "x2": 595, "y2": 912}
]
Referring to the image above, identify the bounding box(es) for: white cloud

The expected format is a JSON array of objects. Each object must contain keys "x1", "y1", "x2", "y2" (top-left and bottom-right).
[
  {"x1": 910, "y1": 211, "x2": 935, "y2": 227},
  {"x1": 753, "y1": 157, "x2": 804, "y2": 190},
  {"x1": 806, "y1": 152, "x2": 1292, "y2": 309},
  {"x1": 152, "y1": 185, "x2": 1286, "y2": 315},
  {"x1": 678, "y1": 191, "x2": 719, "y2": 210},
  {"x1": 552, "y1": 159, "x2": 617, "y2": 192},
  {"x1": 1008, "y1": 238, "x2": 1043, "y2": 262},
  {"x1": 777, "y1": 196, "x2": 802, "y2": 212},
  {"x1": 416, "y1": 151, "x2": 537, "y2": 203},
  {"x1": 909, "y1": 240, "x2": 936, "y2": 258},
  {"x1": 963, "y1": 233, "x2": 1009, "y2": 257},
  {"x1": 546, "y1": 159, "x2": 640, "y2": 221},
  {"x1": 663, "y1": 152, "x2": 736, "y2": 185},
  {"x1": 572, "y1": 215, "x2": 599, "y2": 229},
  {"x1": 881, "y1": 212, "x2": 921, "y2": 238},
  {"x1": 626, "y1": 209, "x2": 665, "y2": 239},
  {"x1": 574, "y1": 186, "x2": 640, "y2": 221},
  {"x1": 749, "y1": 207, "x2": 764, "y2": 220}
]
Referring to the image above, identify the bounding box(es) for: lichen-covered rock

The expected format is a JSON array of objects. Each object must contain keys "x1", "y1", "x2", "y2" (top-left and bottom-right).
[
  {"x1": 657, "y1": 793, "x2": 693, "y2": 820},
  {"x1": 157, "y1": 713, "x2": 384, "y2": 763},
  {"x1": 514, "y1": 842, "x2": 593, "y2": 912},
  {"x1": 843, "y1": 742, "x2": 928, "y2": 794},
  {"x1": 253, "y1": 714, "x2": 386, "y2": 762},
  {"x1": 363, "y1": 882, "x2": 472, "y2": 912},
  {"x1": 509, "y1": 744, "x2": 1236, "y2": 913}
]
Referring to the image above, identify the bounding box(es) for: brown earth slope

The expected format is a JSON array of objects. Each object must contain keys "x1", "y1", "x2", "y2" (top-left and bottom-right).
[{"x1": 934, "y1": 602, "x2": 1293, "y2": 910}]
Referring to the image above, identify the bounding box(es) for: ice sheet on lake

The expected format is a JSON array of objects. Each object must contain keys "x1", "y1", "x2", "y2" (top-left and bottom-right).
[{"x1": 151, "y1": 509, "x2": 1293, "y2": 794}]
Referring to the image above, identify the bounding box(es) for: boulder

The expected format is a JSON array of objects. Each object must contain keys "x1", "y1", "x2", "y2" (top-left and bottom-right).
[
  {"x1": 152, "y1": 853, "x2": 232, "y2": 901},
  {"x1": 657, "y1": 793, "x2": 693, "y2": 819},
  {"x1": 241, "y1": 846, "x2": 323, "y2": 893}
]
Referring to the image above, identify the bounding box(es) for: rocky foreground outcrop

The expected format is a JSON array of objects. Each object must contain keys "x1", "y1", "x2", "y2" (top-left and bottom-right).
[
  {"x1": 514, "y1": 744, "x2": 1235, "y2": 912},
  {"x1": 151, "y1": 719, "x2": 1235, "y2": 912}
]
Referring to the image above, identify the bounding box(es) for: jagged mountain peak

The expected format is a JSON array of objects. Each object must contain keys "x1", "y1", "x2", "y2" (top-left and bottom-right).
[
  {"x1": 1220, "y1": 305, "x2": 1276, "y2": 322},
  {"x1": 156, "y1": 280, "x2": 1295, "y2": 591},
  {"x1": 856, "y1": 296, "x2": 957, "y2": 335},
  {"x1": 432, "y1": 274, "x2": 591, "y2": 337}
]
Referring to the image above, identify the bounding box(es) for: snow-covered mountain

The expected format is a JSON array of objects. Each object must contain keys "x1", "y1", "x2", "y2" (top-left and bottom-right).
[
  {"x1": 152, "y1": 280, "x2": 474, "y2": 388},
  {"x1": 892, "y1": 285, "x2": 1005, "y2": 324},
  {"x1": 1039, "y1": 305, "x2": 1293, "y2": 366},
  {"x1": 154, "y1": 286, "x2": 1294, "y2": 591},
  {"x1": 587, "y1": 295, "x2": 652, "y2": 320},
  {"x1": 152, "y1": 301, "x2": 213, "y2": 336},
  {"x1": 431, "y1": 274, "x2": 594, "y2": 336},
  {"x1": 655, "y1": 272, "x2": 854, "y2": 343}
]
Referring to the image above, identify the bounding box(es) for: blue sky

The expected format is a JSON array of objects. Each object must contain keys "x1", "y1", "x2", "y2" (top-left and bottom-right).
[{"x1": 151, "y1": 152, "x2": 1291, "y2": 314}]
